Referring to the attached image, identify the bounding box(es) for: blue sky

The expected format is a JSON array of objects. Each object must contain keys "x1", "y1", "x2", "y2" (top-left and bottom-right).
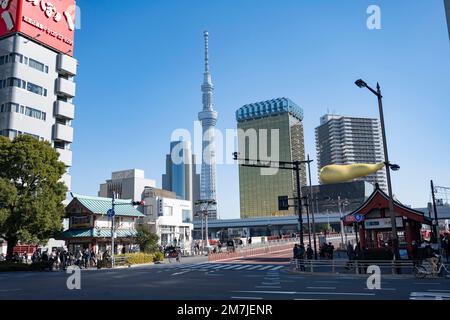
[{"x1": 71, "y1": 0, "x2": 450, "y2": 219}]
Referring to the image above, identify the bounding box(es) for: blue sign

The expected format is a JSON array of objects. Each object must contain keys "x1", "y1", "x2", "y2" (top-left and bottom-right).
[
  {"x1": 107, "y1": 209, "x2": 115, "y2": 218},
  {"x1": 354, "y1": 213, "x2": 364, "y2": 222}
]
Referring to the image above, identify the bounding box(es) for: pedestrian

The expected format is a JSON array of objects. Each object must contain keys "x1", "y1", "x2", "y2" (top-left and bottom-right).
[
  {"x1": 328, "y1": 242, "x2": 335, "y2": 260},
  {"x1": 298, "y1": 244, "x2": 306, "y2": 271},
  {"x1": 293, "y1": 244, "x2": 299, "y2": 260},
  {"x1": 306, "y1": 245, "x2": 314, "y2": 260}
]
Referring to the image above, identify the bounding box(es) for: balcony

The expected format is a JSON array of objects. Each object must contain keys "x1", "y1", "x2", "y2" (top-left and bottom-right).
[
  {"x1": 57, "y1": 54, "x2": 78, "y2": 76},
  {"x1": 54, "y1": 123, "x2": 74, "y2": 143},
  {"x1": 55, "y1": 100, "x2": 75, "y2": 120},
  {"x1": 56, "y1": 78, "x2": 76, "y2": 98},
  {"x1": 57, "y1": 148, "x2": 72, "y2": 167}
]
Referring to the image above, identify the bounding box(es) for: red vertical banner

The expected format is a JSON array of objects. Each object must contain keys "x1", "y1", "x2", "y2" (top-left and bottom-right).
[{"x1": 0, "y1": 0, "x2": 20, "y2": 36}]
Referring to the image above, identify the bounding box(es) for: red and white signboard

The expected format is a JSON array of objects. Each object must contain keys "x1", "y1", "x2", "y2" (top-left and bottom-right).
[{"x1": 0, "y1": 0, "x2": 75, "y2": 56}]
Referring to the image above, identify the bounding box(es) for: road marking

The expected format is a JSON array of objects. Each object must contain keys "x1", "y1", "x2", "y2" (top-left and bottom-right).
[
  {"x1": 255, "y1": 286, "x2": 282, "y2": 289},
  {"x1": 364, "y1": 288, "x2": 397, "y2": 291},
  {"x1": 307, "y1": 287, "x2": 336, "y2": 290},
  {"x1": 210, "y1": 265, "x2": 228, "y2": 270},
  {"x1": 233, "y1": 290, "x2": 376, "y2": 296},
  {"x1": 315, "y1": 281, "x2": 339, "y2": 284},
  {"x1": 247, "y1": 265, "x2": 265, "y2": 270},
  {"x1": 270, "y1": 266, "x2": 285, "y2": 271},
  {"x1": 172, "y1": 271, "x2": 191, "y2": 276},
  {"x1": 427, "y1": 289, "x2": 450, "y2": 292},
  {"x1": 410, "y1": 292, "x2": 450, "y2": 300},
  {"x1": 413, "y1": 282, "x2": 441, "y2": 285},
  {"x1": 231, "y1": 296, "x2": 263, "y2": 300},
  {"x1": 258, "y1": 265, "x2": 274, "y2": 271},
  {"x1": 262, "y1": 282, "x2": 280, "y2": 286},
  {"x1": 222, "y1": 264, "x2": 242, "y2": 270},
  {"x1": 235, "y1": 265, "x2": 253, "y2": 270}
]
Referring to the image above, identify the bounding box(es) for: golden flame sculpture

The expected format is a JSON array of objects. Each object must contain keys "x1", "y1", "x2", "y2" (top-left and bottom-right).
[{"x1": 320, "y1": 163, "x2": 385, "y2": 184}]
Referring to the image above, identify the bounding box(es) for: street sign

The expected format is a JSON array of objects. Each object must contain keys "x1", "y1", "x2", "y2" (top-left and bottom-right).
[
  {"x1": 354, "y1": 213, "x2": 364, "y2": 222},
  {"x1": 278, "y1": 196, "x2": 289, "y2": 211},
  {"x1": 107, "y1": 209, "x2": 115, "y2": 218}
]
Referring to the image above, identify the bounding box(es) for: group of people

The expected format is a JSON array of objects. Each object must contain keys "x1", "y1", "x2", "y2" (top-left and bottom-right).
[
  {"x1": 319, "y1": 242, "x2": 335, "y2": 259},
  {"x1": 30, "y1": 248, "x2": 106, "y2": 271}
]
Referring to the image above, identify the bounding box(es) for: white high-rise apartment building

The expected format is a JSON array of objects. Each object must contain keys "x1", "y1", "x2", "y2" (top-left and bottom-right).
[
  {"x1": 316, "y1": 114, "x2": 387, "y2": 191},
  {"x1": 0, "y1": 1, "x2": 78, "y2": 189}
]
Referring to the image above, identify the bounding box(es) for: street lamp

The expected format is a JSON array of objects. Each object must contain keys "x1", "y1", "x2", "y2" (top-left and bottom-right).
[
  {"x1": 195, "y1": 199, "x2": 217, "y2": 253},
  {"x1": 355, "y1": 79, "x2": 400, "y2": 260}
]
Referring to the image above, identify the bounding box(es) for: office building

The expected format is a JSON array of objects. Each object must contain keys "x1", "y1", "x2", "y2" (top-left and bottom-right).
[
  {"x1": 142, "y1": 187, "x2": 193, "y2": 253},
  {"x1": 236, "y1": 97, "x2": 307, "y2": 218},
  {"x1": 198, "y1": 31, "x2": 218, "y2": 218},
  {"x1": 98, "y1": 169, "x2": 156, "y2": 202},
  {"x1": 162, "y1": 140, "x2": 200, "y2": 214},
  {"x1": 316, "y1": 114, "x2": 387, "y2": 191},
  {"x1": 0, "y1": 0, "x2": 78, "y2": 189}
]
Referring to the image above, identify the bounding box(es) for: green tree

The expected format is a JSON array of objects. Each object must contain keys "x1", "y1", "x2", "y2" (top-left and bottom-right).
[
  {"x1": 0, "y1": 135, "x2": 67, "y2": 258},
  {"x1": 135, "y1": 225, "x2": 159, "y2": 253}
]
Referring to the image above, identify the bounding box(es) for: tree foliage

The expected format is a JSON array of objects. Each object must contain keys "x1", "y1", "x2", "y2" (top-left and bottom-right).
[
  {"x1": 0, "y1": 136, "x2": 67, "y2": 257},
  {"x1": 135, "y1": 225, "x2": 159, "y2": 253}
]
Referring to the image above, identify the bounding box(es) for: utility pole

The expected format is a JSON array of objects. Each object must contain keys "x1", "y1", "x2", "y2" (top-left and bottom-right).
[
  {"x1": 431, "y1": 180, "x2": 441, "y2": 247},
  {"x1": 338, "y1": 196, "x2": 345, "y2": 249},
  {"x1": 111, "y1": 192, "x2": 116, "y2": 268},
  {"x1": 307, "y1": 154, "x2": 318, "y2": 259}
]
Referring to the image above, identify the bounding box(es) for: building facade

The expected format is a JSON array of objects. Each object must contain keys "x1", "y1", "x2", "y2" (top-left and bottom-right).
[
  {"x1": 236, "y1": 98, "x2": 307, "y2": 218},
  {"x1": 142, "y1": 187, "x2": 193, "y2": 253},
  {"x1": 315, "y1": 114, "x2": 387, "y2": 191},
  {"x1": 98, "y1": 169, "x2": 156, "y2": 202},
  {"x1": 61, "y1": 193, "x2": 144, "y2": 255},
  {"x1": 162, "y1": 140, "x2": 200, "y2": 214},
  {"x1": 0, "y1": 0, "x2": 77, "y2": 189},
  {"x1": 198, "y1": 31, "x2": 218, "y2": 217}
]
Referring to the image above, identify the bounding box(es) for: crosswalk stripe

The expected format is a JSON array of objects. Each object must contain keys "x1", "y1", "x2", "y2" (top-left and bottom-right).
[
  {"x1": 270, "y1": 266, "x2": 285, "y2": 271},
  {"x1": 247, "y1": 265, "x2": 265, "y2": 270},
  {"x1": 258, "y1": 265, "x2": 274, "y2": 271},
  {"x1": 210, "y1": 265, "x2": 228, "y2": 269},
  {"x1": 222, "y1": 264, "x2": 243, "y2": 270},
  {"x1": 235, "y1": 265, "x2": 253, "y2": 270}
]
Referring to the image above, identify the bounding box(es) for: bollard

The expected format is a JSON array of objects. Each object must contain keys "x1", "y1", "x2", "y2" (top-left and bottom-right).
[
  {"x1": 332, "y1": 260, "x2": 335, "y2": 273},
  {"x1": 391, "y1": 260, "x2": 395, "y2": 275},
  {"x1": 310, "y1": 260, "x2": 314, "y2": 273},
  {"x1": 355, "y1": 261, "x2": 359, "y2": 274}
]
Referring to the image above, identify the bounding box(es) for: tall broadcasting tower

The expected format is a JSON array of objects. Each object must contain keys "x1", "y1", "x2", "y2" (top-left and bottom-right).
[{"x1": 198, "y1": 31, "x2": 218, "y2": 210}]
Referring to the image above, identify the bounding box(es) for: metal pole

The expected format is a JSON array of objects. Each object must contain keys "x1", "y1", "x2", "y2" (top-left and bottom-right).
[
  {"x1": 307, "y1": 155, "x2": 318, "y2": 260},
  {"x1": 431, "y1": 180, "x2": 441, "y2": 247},
  {"x1": 205, "y1": 210, "x2": 210, "y2": 251},
  {"x1": 111, "y1": 192, "x2": 115, "y2": 269},
  {"x1": 305, "y1": 196, "x2": 312, "y2": 247},
  {"x1": 295, "y1": 162, "x2": 304, "y2": 245},
  {"x1": 377, "y1": 83, "x2": 400, "y2": 261},
  {"x1": 338, "y1": 196, "x2": 345, "y2": 249}
]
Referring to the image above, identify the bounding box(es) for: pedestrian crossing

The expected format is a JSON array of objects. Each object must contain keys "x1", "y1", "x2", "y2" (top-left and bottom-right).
[
  {"x1": 159, "y1": 263, "x2": 286, "y2": 272},
  {"x1": 410, "y1": 291, "x2": 450, "y2": 300}
]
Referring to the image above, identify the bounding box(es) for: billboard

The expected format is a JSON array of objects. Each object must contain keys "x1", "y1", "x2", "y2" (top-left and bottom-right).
[{"x1": 0, "y1": 0, "x2": 75, "y2": 56}]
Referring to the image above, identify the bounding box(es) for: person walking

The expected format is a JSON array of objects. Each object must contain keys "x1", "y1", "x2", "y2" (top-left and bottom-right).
[
  {"x1": 298, "y1": 244, "x2": 306, "y2": 271},
  {"x1": 328, "y1": 242, "x2": 335, "y2": 260},
  {"x1": 306, "y1": 245, "x2": 314, "y2": 260}
]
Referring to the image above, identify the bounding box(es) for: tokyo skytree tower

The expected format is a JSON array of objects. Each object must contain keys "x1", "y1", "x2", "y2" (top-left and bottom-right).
[{"x1": 198, "y1": 31, "x2": 218, "y2": 208}]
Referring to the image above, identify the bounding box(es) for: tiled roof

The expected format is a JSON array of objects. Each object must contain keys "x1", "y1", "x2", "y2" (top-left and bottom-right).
[
  {"x1": 59, "y1": 228, "x2": 138, "y2": 239},
  {"x1": 70, "y1": 193, "x2": 145, "y2": 217}
]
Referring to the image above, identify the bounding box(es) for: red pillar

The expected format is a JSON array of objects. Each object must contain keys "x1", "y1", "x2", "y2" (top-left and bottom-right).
[
  {"x1": 405, "y1": 220, "x2": 413, "y2": 253},
  {"x1": 359, "y1": 224, "x2": 366, "y2": 249}
]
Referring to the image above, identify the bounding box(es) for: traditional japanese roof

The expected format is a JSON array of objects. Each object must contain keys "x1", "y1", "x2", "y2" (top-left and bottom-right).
[
  {"x1": 59, "y1": 228, "x2": 138, "y2": 239},
  {"x1": 343, "y1": 186, "x2": 432, "y2": 225},
  {"x1": 68, "y1": 193, "x2": 145, "y2": 217}
]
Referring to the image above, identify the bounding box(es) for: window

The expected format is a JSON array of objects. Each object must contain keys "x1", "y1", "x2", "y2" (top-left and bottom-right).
[
  {"x1": 54, "y1": 141, "x2": 65, "y2": 149},
  {"x1": 163, "y1": 206, "x2": 173, "y2": 216},
  {"x1": 28, "y1": 58, "x2": 45, "y2": 72},
  {"x1": 182, "y1": 210, "x2": 192, "y2": 223},
  {"x1": 26, "y1": 82, "x2": 43, "y2": 95},
  {"x1": 8, "y1": 77, "x2": 22, "y2": 88}
]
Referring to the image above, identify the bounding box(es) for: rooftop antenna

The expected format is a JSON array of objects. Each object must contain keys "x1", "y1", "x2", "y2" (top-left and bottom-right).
[{"x1": 204, "y1": 30, "x2": 209, "y2": 73}]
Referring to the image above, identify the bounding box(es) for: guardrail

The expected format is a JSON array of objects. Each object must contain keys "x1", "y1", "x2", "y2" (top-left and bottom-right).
[{"x1": 291, "y1": 258, "x2": 415, "y2": 275}]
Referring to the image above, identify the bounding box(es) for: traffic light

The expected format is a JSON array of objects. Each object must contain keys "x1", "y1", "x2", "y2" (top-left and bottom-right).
[
  {"x1": 278, "y1": 196, "x2": 289, "y2": 211},
  {"x1": 131, "y1": 200, "x2": 145, "y2": 206}
]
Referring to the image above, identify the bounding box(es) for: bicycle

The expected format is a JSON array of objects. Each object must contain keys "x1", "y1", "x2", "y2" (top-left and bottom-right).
[{"x1": 414, "y1": 256, "x2": 450, "y2": 279}]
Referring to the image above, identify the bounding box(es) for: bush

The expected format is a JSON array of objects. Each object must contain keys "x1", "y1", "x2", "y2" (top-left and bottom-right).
[
  {"x1": 124, "y1": 253, "x2": 154, "y2": 265},
  {"x1": 153, "y1": 252, "x2": 164, "y2": 262},
  {"x1": 0, "y1": 261, "x2": 50, "y2": 272}
]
